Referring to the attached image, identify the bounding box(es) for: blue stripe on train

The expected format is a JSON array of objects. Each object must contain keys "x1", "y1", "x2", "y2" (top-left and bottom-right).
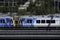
[{"x1": 21, "y1": 17, "x2": 36, "y2": 27}]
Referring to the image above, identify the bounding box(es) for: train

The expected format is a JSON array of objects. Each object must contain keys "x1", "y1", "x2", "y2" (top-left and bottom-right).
[
  {"x1": 0, "y1": 15, "x2": 60, "y2": 27},
  {"x1": 19, "y1": 15, "x2": 60, "y2": 27}
]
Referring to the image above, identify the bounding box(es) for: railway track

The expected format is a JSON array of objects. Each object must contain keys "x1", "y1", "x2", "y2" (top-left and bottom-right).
[
  {"x1": 0, "y1": 27, "x2": 60, "y2": 39},
  {"x1": 0, "y1": 27, "x2": 60, "y2": 30}
]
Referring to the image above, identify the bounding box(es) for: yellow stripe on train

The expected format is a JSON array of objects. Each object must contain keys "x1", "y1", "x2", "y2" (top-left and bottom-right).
[{"x1": 12, "y1": 16, "x2": 16, "y2": 27}]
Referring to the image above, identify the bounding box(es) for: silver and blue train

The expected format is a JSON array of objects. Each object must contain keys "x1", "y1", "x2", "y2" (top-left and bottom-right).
[
  {"x1": 19, "y1": 15, "x2": 60, "y2": 27},
  {"x1": 0, "y1": 15, "x2": 60, "y2": 27},
  {"x1": 0, "y1": 16, "x2": 13, "y2": 27}
]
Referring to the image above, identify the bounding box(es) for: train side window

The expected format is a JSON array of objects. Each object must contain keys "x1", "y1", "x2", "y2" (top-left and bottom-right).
[
  {"x1": 27, "y1": 19, "x2": 32, "y2": 23},
  {"x1": 51, "y1": 20, "x2": 55, "y2": 23},
  {"x1": 0, "y1": 19, "x2": 5, "y2": 23},
  {"x1": 46, "y1": 20, "x2": 55, "y2": 23},
  {"x1": 36, "y1": 20, "x2": 40, "y2": 23},
  {"x1": 46, "y1": 20, "x2": 50, "y2": 23},
  {"x1": 41, "y1": 20, "x2": 45, "y2": 23}
]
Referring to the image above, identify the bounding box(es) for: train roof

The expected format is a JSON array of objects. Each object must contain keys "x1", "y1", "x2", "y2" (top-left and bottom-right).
[
  {"x1": 0, "y1": 16, "x2": 12, "y2": 18},
  {"x1": 20, "y1": 15, "x2": 60, "y2": 18}
]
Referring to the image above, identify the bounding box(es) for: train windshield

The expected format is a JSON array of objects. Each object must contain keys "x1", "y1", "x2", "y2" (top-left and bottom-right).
[{"x1": 19, "y1": 18, "x2": 25, "y2": 23}]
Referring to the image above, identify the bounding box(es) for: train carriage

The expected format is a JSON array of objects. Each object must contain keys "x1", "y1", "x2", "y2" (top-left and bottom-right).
[{"x1": 19, "y1": 15, "x2": 60, "y2": 27}]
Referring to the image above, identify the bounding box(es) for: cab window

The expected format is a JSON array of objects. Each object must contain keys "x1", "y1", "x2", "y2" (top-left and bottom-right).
[
  {"x1": 19, "y1": 18, "x2": 25, "y2": 23},
  {"x1": 6, "y1": 18, "x2": 13, "y2": 23}
]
